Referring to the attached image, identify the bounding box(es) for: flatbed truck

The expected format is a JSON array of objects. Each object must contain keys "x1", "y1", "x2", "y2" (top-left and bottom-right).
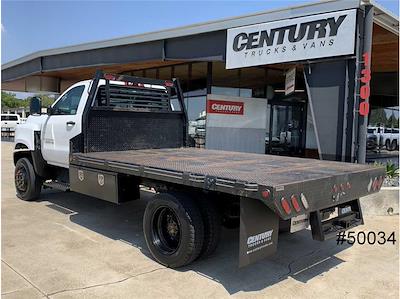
[{"x1": 14, "y1": 71, "x2": 385, "y2": 268}]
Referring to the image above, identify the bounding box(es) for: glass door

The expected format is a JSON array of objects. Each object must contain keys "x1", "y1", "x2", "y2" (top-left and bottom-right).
[{"x1": 267, "y1": 99, "x2": 306, "y2": 156}]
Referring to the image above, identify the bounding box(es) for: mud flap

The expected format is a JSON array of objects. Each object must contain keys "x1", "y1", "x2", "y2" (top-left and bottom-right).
[{"x1": 239, "y1": 197, "x2": 279, "y2": 268}]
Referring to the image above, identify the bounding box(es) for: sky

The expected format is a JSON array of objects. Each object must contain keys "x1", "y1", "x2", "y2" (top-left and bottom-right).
[{"x1": 1, "y1": 0, "x2": 399, "y2": 64}]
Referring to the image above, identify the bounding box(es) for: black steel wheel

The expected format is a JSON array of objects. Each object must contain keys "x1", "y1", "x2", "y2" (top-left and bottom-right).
[
  {"x1": 14, "y1": 157, "x2": 42, "y2": 201},
  {"x1": 152, "y1": 206, "x2": 182, "y2": 255},
  {"x1": 143, "y1": 192, "x2": 204, "y2": 268}
]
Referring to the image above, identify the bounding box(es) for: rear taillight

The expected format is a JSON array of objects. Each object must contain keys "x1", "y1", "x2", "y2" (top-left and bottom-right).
[
  {"x1": 371, "y1": 176, "x2": 384, "y2": 191},
  {"x1": 346, "y1": 182, "x2": 351, "y2": 189},
  {"x1": 332, "y1": 184, "x2": 338, "y2": 193},
  {"x1": 290, "y1": 195, "x2": 301, "y2": 212},
  {"x1": 300, "y1": 193, "x2": 309, "y2": 209},
  {"x1": 281, "y1": 197, "x2": 292, "y2": 214},
  {"x1": 261, "y1": 189, "x2": 271, "y2": 199}
]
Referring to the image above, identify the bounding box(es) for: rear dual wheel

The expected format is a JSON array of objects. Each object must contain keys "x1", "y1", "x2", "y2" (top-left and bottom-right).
[{"x1": 143, "y1": 192, "x2": 221, "y2": 268}]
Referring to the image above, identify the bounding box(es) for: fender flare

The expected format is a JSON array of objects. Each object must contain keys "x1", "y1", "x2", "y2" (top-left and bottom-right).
[{"x1": 13, "y1": 132, "x2": 48, "y2": 177}]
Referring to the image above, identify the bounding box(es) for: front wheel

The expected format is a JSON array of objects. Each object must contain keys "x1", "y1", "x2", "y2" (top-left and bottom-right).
[
  {"x1": 14, "y1": 157, "x2": 42, "y2": 201},
  {"x1": 143, "y1": 192, "x2": 204, "y2": 268}
]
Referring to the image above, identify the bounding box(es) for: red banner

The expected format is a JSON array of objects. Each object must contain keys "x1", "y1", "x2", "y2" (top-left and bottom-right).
[{"x1": 207, "y1": 100, "x2": 244, "y2": 115}]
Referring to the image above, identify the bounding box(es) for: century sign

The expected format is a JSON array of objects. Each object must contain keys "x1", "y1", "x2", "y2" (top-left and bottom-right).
[
  {"x1": 207, "y1": 99, "x2": 244, "y2": 115},
  {"x1": 226, "y1": 9, "x2": 357, "y2": 69}
]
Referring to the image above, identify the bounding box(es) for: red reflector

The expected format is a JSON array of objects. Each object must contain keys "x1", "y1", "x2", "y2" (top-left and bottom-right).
[
  {"x1": 165, "y1": 81, "x2": 174, "y2": 87},
  {"x1": 104, "y1": 73, "x2": 116, "y2": 80},
  {"x1": 281, "y1": 197, "x2": 291, "y2": 214},
  {"x1": 261, "y1": 190, "x2": 270, "y2": 199},
  {"x1": 290, "y1": 195, "x2": 301, "y2": 212}
]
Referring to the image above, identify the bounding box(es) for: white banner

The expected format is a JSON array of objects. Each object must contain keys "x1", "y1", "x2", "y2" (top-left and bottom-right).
[
  {"x1": 206, "y1": 94, "x2": 268, "y2": 129},
  {"x1": 285, "y1": 67, "x2": 296, "y2": 95},
  {"x1": 226, "y1": 9, "x2": 357, "y2": 69}
]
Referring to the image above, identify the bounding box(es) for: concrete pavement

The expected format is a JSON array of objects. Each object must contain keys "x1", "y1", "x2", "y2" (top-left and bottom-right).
[{"x1": 1, "y1": 141, "x2": 399, "y2": 298}]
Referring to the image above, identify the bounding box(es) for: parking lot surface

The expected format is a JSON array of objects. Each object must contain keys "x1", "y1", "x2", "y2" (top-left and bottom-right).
[{"x1": 1, "y1": 141, "x2": 399, "y2": 298}]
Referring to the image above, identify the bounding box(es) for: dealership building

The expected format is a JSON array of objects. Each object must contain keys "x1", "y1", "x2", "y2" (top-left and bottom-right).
[{"x1": 2, "y1": 0, "x2": 398, "y2": 163}]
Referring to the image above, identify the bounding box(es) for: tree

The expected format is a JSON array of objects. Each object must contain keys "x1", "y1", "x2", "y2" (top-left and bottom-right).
[
  {"x1": 369, "y1": 108, "x2": 387, "y2": 126},
  {"x1": 1, "y1": 91, "x2": 28, "y2": 109},
  {"x1": 387, "y1": 114, "x2": 399, "y2": 128},
  {"x1": 26, "y1": 94, "x2": 55, "y2": 108},
  {"x1": 2, "y1": 91, "x2": 55, "y2": 111}
]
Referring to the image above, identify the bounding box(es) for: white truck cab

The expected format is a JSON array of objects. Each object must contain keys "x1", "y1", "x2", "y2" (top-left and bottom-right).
[{"x1": 15, "y1": 80, "x2": 91, "y2": 169}]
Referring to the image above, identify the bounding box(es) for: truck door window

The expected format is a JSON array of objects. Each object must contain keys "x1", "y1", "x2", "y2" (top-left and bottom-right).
[{"x1": 52, "y1": 86, "x2": 85, "y2": 115}]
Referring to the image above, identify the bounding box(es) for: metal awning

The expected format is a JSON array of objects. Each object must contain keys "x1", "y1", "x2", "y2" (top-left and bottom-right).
[{"x1": 1, "y1": 0, "x2": 398, "y2": 84}]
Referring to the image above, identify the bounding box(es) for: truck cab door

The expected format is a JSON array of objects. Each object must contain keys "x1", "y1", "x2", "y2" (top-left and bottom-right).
[{"x1": 42, "y1": 84, "x2": 88, "y2": 168}]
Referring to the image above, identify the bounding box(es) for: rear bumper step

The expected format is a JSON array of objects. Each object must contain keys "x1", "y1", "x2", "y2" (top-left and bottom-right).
[{"x1": 310, "y1": 199, "x2": 364, "y2": 241}]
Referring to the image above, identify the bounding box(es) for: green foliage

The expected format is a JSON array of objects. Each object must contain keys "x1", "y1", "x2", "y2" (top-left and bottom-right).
[
  {"x1": 369, "y1": 109, "x2": 387, "y2": 126},
  {"x1": 26, "y1": 94, "x2": 55, "y2": 108},
  {"x1": 369, "y1": 108, "x2": 399, "y2": 128},
  {"x1": 1, "y1": 91, "x2": 55, "y2": 110},
  {"x1": 374, "y1": 161, "x2": 399, "y2": 179},
  {"x1": 1, "y1": 91, "x2": 28, "y2": 109},
  {"x1": 385, "y1": 162, "x2": 399, "y2": 179},
  {"x1": 387, "y1": 114, "x2": 399, "y2": 128}
]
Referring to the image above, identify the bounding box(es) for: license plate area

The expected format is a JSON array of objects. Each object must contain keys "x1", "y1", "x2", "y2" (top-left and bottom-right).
[
  {"x1": 290, "y1": 214, "x2": 310, "y2": 233},
  {"x1": 310, "y1": 199, "x2": 364, "y2": 241}
]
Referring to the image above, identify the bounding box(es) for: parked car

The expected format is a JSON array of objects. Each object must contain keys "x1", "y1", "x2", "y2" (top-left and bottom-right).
[
  {"x1": 367, "y1": 126, "x2": 399, "y2": 151},
  {"x1": 1, "y1": 113, "x2": 21, "y2": 132},
  {"x1": 367, "y1": 127, "x2": 381, "y2": 150}
]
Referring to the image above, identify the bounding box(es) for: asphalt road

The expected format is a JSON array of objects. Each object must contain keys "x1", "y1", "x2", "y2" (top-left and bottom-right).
[{"x1": 1, "y1": 142, "x2": 399, "y2": 298}]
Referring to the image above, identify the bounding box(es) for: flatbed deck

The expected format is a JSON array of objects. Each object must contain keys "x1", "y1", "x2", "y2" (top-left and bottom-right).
[{"x1": 71, "y1": 148, "x2": 378, "y2": 188}]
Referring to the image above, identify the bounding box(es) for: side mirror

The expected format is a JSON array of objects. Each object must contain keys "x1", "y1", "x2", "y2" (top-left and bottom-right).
[
  {"x1": 47, "y1": 107, "x2": 53, "y2": 115},
  {"x1": 29, "y1": 96, "x2": 42, "y2": 115}
]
